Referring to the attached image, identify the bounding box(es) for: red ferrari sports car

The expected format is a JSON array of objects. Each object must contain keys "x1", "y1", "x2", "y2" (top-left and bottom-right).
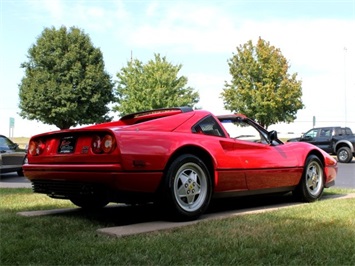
[{"x1": 24, "y1": 107, "x2": 337, "y2": 220}]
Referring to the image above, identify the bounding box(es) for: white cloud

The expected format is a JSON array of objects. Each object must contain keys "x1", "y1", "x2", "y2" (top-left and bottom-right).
[
  {"x1": 127, "y1": 4, "x2": 238, "y2": 53},
  {"x1": 24, "y1": 0, "x2": 64, "y2": 23},
  {"x1": 41, "y1": 0, "x2": 64, "y2": 20},
  {"x1": 145, "y1": 1, "x2": 160, "y2": 17}
]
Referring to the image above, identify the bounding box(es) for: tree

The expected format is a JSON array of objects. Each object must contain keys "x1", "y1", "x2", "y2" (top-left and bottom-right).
[
  {"x1": 19, "y1": 26, "x2": 114, "y2": 129},
  {"x1": 221, "y1": 37, "x2": 304, "y2": 128},
  {"x1": 113, "y1": 54, "x2": 199, "y2": 116}
]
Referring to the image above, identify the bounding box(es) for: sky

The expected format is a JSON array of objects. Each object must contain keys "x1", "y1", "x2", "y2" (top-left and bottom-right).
[{"x1": 0, "y1": 0, "x2": 354, "y2": 137}]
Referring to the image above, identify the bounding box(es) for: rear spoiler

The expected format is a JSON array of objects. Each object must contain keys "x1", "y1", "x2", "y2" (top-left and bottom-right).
[{"x1": 120, "y1": 107, "x2": 194, "y2": 124}]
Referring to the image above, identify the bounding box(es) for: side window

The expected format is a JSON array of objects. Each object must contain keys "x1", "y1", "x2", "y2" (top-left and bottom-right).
[
  {"x1": 192, "y1": 116, "x2": 225, "y2": 137},
  {"x1": 320, "y1": 128, "x2": 331, "y2": 137},
  {"x1": 220, "y1": 119, "x2": 268, "y2": 144},
  {"x1": 304, "y1": 129, "x2": 318, "y2": 138},
  {"x1": 0, "y1": 136, "x2": 11, "y2": 150}
]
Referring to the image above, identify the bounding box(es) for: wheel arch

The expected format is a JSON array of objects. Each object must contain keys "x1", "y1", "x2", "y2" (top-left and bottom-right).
[
  {"x1": 304, "y1": 149, "x2": 331, "y2": 186},
  {"x1": 163, "y1": 145, "x2": 216, "y2": 187},
  {"x1": 304, "y1": 150, "x2": 327, "y2": 184},
  {"x1": 305, "y1": 150, "x2": 325, "y2": 173},
  {"x1": 335, "y1": 140, "x2": 354, "y2": 153}
]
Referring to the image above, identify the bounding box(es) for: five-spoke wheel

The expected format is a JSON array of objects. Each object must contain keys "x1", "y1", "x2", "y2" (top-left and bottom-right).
[
  {"x1": 173, "y1": 162, "x2": 208, "y2": 213},
  {"x1": 293, "y1": 155, "x2": 324, "y2": 202},
  {"x1": 162, "y1": 154, "x2": 212, "y2": 220}
]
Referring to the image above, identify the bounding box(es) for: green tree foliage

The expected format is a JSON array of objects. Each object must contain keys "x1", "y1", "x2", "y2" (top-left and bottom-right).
[
  {"x1": 221, "y1": 37, "x2": 304, "y2": 128},
  {"x1": 19, "y1": 26, "x2": 114, "y2": 129},
  {"x1": 113, "y1": 54, "x2": 199, "y2": 116}
]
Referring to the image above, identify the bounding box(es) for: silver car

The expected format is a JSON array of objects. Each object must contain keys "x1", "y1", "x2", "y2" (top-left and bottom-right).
[{"x1": 0, "y1": 135, "x2": 27, "y2": 176}]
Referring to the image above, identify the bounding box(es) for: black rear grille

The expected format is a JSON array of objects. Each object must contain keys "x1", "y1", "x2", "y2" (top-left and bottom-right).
[{"x1": 32, "y1": 180, "x2": 106, "y2": 199}]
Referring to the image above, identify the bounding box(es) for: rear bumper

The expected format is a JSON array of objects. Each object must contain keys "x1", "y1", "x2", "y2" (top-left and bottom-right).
[
  {"x1": 23, "y1": 164, "x2": 163, "y2": 194},
  {"x1": 24, "y1": 163, "x2": 123, "y2": 174}
]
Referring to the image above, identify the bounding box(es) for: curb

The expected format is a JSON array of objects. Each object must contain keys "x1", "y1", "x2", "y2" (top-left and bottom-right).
[{"x1": 97, "y1": 193, "x2": 355, "y2": 237}]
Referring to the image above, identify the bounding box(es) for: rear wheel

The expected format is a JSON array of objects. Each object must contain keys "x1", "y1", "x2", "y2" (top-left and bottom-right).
[
  {"x1": 293, "y1": 155, "x2": 324, "y2": 202},
  {"x1": 337, "y1": 147, "x2": 353, "y2": 163},
  {"x1": 161, "y1": 154, "x2": 212, "y2": 220}
]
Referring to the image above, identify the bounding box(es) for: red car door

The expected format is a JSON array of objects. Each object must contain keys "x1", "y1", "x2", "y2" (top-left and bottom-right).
[
  {"x1": 234, "y1": 141, "x2": 302, "y2": 190},
  {"x1": 218, "y1": 116, "x2": 303, "y2": 191}
]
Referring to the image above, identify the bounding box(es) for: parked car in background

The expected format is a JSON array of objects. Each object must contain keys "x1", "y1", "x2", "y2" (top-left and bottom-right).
[
  {"x1": 0, "y1": 135, "x2": 27, "y2": 176},
  {"x1": 287, "y1": 127, "x2": 355, "y2": 163},
  {"x1": 24, "y1": 107, "x2": 337, "y2": 220}
]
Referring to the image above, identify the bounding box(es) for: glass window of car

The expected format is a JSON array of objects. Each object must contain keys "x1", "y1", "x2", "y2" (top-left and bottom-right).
[
  {"x1": 0, "y1": 136, "x2": 14, "y2": 151},
  {"x1": 320, "y1": 128, "x2": 331, "y2": 137},
  {"x1": 304, "y1": 129, "x2": 318, "y2": 138},
  {"x1": 220, "y1": 119, "x2": 268, "y2": 144},
  {"x1": 345, "y1": 128, "x2": 352, "y2": 135},
  {"x1": 192, "y1": 116, "x2": 226, "y2": 137}
]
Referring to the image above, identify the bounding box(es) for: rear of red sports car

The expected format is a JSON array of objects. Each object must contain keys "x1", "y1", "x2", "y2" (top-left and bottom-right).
[
  {"x1": 23, "y1": 107, "x2": 337, "y2": 220},
  {"x1": 24, "y1": 108, "x2": 197, "y2": 205}
]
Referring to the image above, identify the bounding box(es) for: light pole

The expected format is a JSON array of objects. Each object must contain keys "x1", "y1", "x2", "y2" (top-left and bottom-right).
[{"x1": 344, "y1": 47, "x2": 347, "y2": 127}]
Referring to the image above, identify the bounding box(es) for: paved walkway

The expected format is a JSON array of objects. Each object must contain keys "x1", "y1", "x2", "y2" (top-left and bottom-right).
[{"x1": 98, "y1": 193, "x2": 355, "y2": 237}]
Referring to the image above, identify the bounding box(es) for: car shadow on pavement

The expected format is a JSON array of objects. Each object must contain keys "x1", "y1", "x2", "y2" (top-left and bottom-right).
[{"x1": 19, "y1": 193, "x2": 307, "y2": 225}]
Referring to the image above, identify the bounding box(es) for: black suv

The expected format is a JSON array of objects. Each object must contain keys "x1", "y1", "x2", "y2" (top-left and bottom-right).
[
  {"x1": 287, "y1": 127, "x2": 355, "y2": 163},
  {"x1": 0, "y1": 135, "x2": 27, "y2": 176}
]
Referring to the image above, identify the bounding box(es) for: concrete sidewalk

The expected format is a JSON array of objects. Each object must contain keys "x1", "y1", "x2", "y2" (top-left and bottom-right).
[{"x1": 96, "y1": 193, "x2": 355, "y2": 237}]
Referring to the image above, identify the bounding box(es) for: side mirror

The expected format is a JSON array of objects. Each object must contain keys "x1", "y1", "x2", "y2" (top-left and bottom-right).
[
  {"x1": 268, "y1": 130, "x2": 278, "y2": 142},
  {"x1": 10, "y1": 143, "x2": 19, "y2": 150},
  {"x1": 301, "y1": 135, "x2": 312, "y2": 141}
]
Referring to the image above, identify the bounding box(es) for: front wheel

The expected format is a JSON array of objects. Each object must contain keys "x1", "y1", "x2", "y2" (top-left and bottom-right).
[
  {"x1": 337, "y1": 147, "x2": 353, "y2": 163},
  {"x1": 293, "y1": 155, "x2": 324, "y2": 202},
  {"x1": 161, "y1": 154, "x2": 212, "y2": 221},
  {"x1": 17, "y1": 169, "x2": 24, "y2": 177}
]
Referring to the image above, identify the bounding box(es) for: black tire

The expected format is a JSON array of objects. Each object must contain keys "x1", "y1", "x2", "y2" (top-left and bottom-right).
[
  {"x1": 337, "y1": 146, "x2": 353, "y2": 163},
  {"x1": 293, "y1": 155, "x2": 324, "y2": 202},
  {"x1": 161, "y1": 154, "x2": 212, "y2": 221},
  {"x1": 70, "y1": 196, "x2": 109, "y2": 210},
  {"x1": 17, "y1": 156, "x2": 27, "y2": 176},
  {"x1": 17, "y1": 169, "x2": 24, "y2": 176}
]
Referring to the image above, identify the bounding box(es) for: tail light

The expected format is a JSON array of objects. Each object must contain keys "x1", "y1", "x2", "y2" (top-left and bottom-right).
[
  {"x1": 28, "y1": 140, "x2": 46, "y2": 156},
  {"x1": 91, "y1": 134, "x2": 116, "y2": 154}
]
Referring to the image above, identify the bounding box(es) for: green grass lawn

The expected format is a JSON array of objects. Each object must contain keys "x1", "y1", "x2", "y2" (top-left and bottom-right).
[{"x1": 1, "y1": 188, "x2": 355, "y2": 265}]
